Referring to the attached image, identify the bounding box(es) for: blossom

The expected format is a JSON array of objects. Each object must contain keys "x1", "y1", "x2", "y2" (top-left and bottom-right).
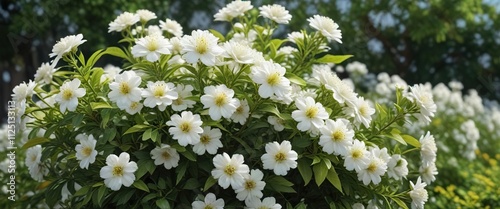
[
  {"x1": 108, "y1": 12, "x2": 140, "y2": 33},
  {"x1": 346, "y1": 61, "x2": 368, "y2": 75},
  {"x1": 343, "y1": 96, "x2": 375, "y2": 128},
  {"x1": 191, "y1": 193, "x2": 225, "y2": 209},
  {"x1": 99, "y1": 152, "x2": 138, "y2": 191},
  {"x1": 231, "y1": 99, "x2": 250, "y2": 125},
  {"x1": 291, "y1": 97, "x2": 329, "y2": 132},
  {"x1": 419, "y1": 163, "x2": 438, "y2": 184},
  {"x1": 319, "y1": 119, "x2": 354, "y2": 156},
  {"x1": 100, "y1": 64, "x2": 122, "y2": 83},
  {"x1": 192, "y1": 127, "x2": 223, "y2": 155},
  {"x1": 29, "y1": 162, "x2": 48, "y2": 182},
  {"x1": 214, "y1": 0, "x2": 253, "y2": 21},
  {"x1": 55, "y1": 78, "x2": 86, "y2": 113},
  {"x1": 75, "y1": 134, "x2": 98, "y2": 169},
  {"x1": 419, "y1": 131, "x2": 437, "y2": 165},
  {"x1": 259, "y1": 4, "x2": 292, "y2": 24},
  {"x1": 235, "y1": 169, "x2": 266, "y2": 201},
  {"x1": 222, "y1": 41, "x2": 254, "y2": 64},
  {"x1": 150, "y1": 144, "x2": 180, "y2": 169},
  {"x1": 261, "y1": 140, "x2": 298, "y2": 176},
  {"x1": 214, "y1": 7, "x2": 234, "y2": 22},
  {"x1": 343, "y1": 140, "x2": 370, "y2": 171},
  {"x1": 200, "y1": 84, "x2": 240, "y2": 120},
  {"x1": 34, "y1": 63, "x2": 56, "y2": 85},
  {"x1": 408, "y1": 84, "x2": 437, "y2": 123},
  {"x1": 131, "y1": 35, "x2": 171, "y2": 62},
  {"x1": 49, "y1": 34, "x2": 87, "y2": 66},
  {"x1": 250, "y1": 61, "x2": 292, "y2": 99},
  {"x1": 352, "y1": 203, "x2": 365, "y2": 209},
  {"x1": 172, "y1": 84, "x2": 196, "y2": 111},
  {"x1": 387, "y1": 154, "x2": 409, "y2": 180},
  {"x1": 245, "y1": 197, "x2": 282, "y2": 209},
  {"x1": 268, "y1": 116, "x2": 285, "y2": 131},
  {"x1": 356, "y1": 150, "x2": 387, "y2": 185},
  {"x1": 11, "y1": 80, "x2": 36, "y2": 102},
  {"x1": 326, "y1": 74, "x2": 358, "y2": 104},
  {"x1": 25, "y1": 145, "x2": 42, "y2": 168},
  {"x1": 308, "y1": 15, "x2": 342, "y2": 43},
  {"x1": 135, "y1": 9, "x2": 156, "y2": 22},
  {"x1": 166, "y1": 111, "x2": 204, "y2": 146},
  {"x1": 159, "y1": 18, "x2": 183, "y2": 37},
  {"x1": 108, "y1": 71, "x2": 142, "y2": 109},
  {"x1": 409, "y1": 177, "x2": 428, "y2": 209},
  {"x1": 181, "y1": 30, "x2": 223, "y2": 66},
  {"x1": 211, "y1": 153, "x2": 249, "y2": 189},
  {"x1": 141, "y1": 81, "x2": 178, "y2": 111},
  {"x1": 125, "y1": 101, "x2": 143, "y2": 115}
]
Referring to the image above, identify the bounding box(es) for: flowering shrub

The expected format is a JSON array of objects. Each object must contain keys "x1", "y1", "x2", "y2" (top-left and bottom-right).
[{"x1": 4, "y1": 1, "x2": 439, "y2": 208}]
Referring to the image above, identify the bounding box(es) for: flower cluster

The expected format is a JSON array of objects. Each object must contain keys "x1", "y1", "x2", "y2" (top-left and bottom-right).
[{"x1": 7, "y1": 1, "x2": 438, "y2": 208}]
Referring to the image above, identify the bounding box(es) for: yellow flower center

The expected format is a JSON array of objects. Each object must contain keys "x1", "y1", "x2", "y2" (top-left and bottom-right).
[
  {"x1": 352, "y1": 149, "x2": 363, "y2": 159},
  {"x1": 214, "y1": 93, "x2": 227, "y2": 107},
  {"x1": 179, "y1": 122, "x2": 191, "y2": 133},
  {"x1": 62, "y1": 89, "x2": 73, "y2": 100},
  {"x1": 367, "y1": 162, "x2": 377, "y2": 173},
  {"x1": 224, "y1": 165, "x2": 235, "y2": 175},
  {"x1": 244, "y1": 180, "x2": 256, "y2": 190},
  {"x1": 119, "y1": 83, "x2": 130, "y2": 94},
  {"x1": 204, "y1": 206, "x2": 214, "y2": 209},
  {"x1": 31, "y1": 155, "x2": 37, "y2": 162},
  {"x1": 82, "y1": 147, "x2": 92, "y2": 157},
  {"x1": 305, "y1": 107, "x2": 318, "y2": 119},
  {"x1": 195, "y1": 37, "x2": 208, "y2": 54},
  {"x1": 153, "y1": 86, "x2": 165, "y2": 97},
  {"x1": 200, "y1": 134, "x2": 211, "y2": 144},
  {"x1": 332, "y1": 130, "x2": 344, "y2": 141},
  {"x1": 274, "y1": 152, "x2": 286, "y2": 162},
  {"x1": 173, "y1": 97, "x2": 183, "y2": 105},
  {"x1": 359, "y1": 104, "x2": 369, "y2": 116},
  {"x1": 112, "y1": 166, "x2": 124, "y2": 177},
  {"x1": 130, "y1": 102, "x2": 139, "y2": 109},
  {"x1": 162, "y1": 151, "x2": 171, "y2": 160},
  {"x1": 146, "y1": 39, "x2": 159, "y2": 51},
  {"x1": 266, "y1": 73, "x2": 280, "y2": 86},
  {"x1": 235, "y1": 105, "x2": 244, "y2": 114}
]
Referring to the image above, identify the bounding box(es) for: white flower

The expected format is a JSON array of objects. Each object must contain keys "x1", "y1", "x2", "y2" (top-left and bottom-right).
[
  {"x1": 11, "y1": 80, "x2": 36, "y2": 102},
  {"x1": 287, "y1": 31, "x2": 306, "y2": 43},
  {"x1": 326, "y1": 74, "x2": 358, "y2": 104},
  {"x1": 181, "y1": 30, "x2": 224, "y2": 66},
  {"x1": 192, "y1": 193, "x2": 225, "y2": 209},
  {"x1": 235, "y1": 169, "x2": 266, "y2": 201},
  {"x1": 346, "y1": 61, "x2": 368, "y2": 75},
  {"x1": 61, "y1": 182, "x2": 82, "y2": 202},
  {"x1": 419, "y1": 131, "x2": 437, "y2": 165},
  {"x1": 211, "y1": 153, "x2": 250, "y2": 189},
  {"x1": 357, "y1": 150, "x2": 387, "y2": 185},
  {"x1": 291, "y1": 97, "x2": 329, "y2": 132},
  {"x1": 169, "y1": 37, "x2": 183, "y2": 54},
  {"x1": 409, "y1": 177, "x2": 428, "y2": 209},
  {"x1": 231, "y1": 99, "x2": 250, "y2": 125},
  {"x1": 225, "y1": 0, "x2": 253, "y2": 17},
  {"x1": 319, "y1": 119, "x2": 354, "y2": 156},
  {"x1": 159, "y1": 18, "x2": 183, "y2": 37},
  {"x1": 343, "y1": 139, "x2": 370, "y2": 171},
  {"x1": 268, "y1": 116, "x2": 285, "y2": 131},
  {"x1": 166, "y1": 111, "x2": 204, "y2": 146},
  {"x1": 172, "y1": 84, "x2": 196, "y2": 111},
  {"x1": 135, "y1": 9, "x2": 156, "y2": 22},
  {"x1": 250, "y1": 61, "x2": 292, "y2": 99},
  {"x1": 343, "y1": 96, "x2": 375, "y2": 128},
  {"x1": 141, "y1": 81, "x2": 178, "y2": 111},
  {"x1": 261, "y1": 140, "x2": 298, "y2": 176},
  {"x1": 245, "y1": 197, "x2": 282, "y2": 209},
  {"x1": 75, "y1": 134, "x2": 98, "y2": 169},
  {"x1": 25, "y1": 145, "x2": 42, "y2": 168},
  {"x1": 131, "y1": 35, "x2": 171, "y2": 62},
  {"x1": 49, "y1": 34, "x2": 87, "y2": 66},
  {"x1": 201, "y1": 84, "x2": 240, "y2": 120},
  {"x1": 125, "y1": 101, "x2": 143, "y2": 115},
  {"x1": 387, "y1": 154, "x2": 409, "y2": 180},
  {"x1": 352, "y1": 203, "x2": 365, "y2": 209},
  {"x1": 29, "y1": 162, "x2": 48, "y2": 182},
  {"x1": 108, "y1": 71, "x2": 142, "y2": 109},
  {"x1": 99, "y1": 152, "x2": 138, "y2": 191},
  {"x1": 214, "y1": 7, "x2": 234, "y2": 22},
  {"x1": 193, "y1": 127, "x2": 223, "y2": 155},
  {"x1": 108, "y1": 12, "x2": 140, "y2": 33},
  {"x1": 308, "y1": 15, "x2": 342, "y2": 43},
  {"x1": 259, "y1": 4, "x2": 292, "y2": 24},
  {"x1": 419, "y1": 163, "x2": 438, "y2": 184},
  {"x1": 222, "y1": 41, "x2": 254, "y2": 64},
  {"x1": 408, "y1": 84, "x2": 437, "y2": 123},
  {"x1": 55, "y1": 78, "x2": 86, "y2": 113},
  {"x1": 101, "y1": 64, "x2": 122, "y2": 83},
  {"x1": 34, "y1": 63, "x2": 56, "y2": 85},
  {"x1": 150, "y1": 144, "x2": 180, "y2": 169}
]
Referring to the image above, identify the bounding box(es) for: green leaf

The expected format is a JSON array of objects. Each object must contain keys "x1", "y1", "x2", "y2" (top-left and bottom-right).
[
  {"x1": 91, "y1": 102, "x2": 113, "y2": 110},
  {"x1": 73, "y1": 185, "x2": 91, "y2": 197},
  {"x1": 180, "y1": 150, "x2": 197, "y2": 161},
  {"x1": 176, "y1": 161, "x2": 188, "y2": 185},
  {"x1": 266, "y1": 175, "x2": 296, "y2": 193},
  {"x1": 182, "y1": 178, "x2": 199, "y2": 190},
  {"x1": 156, "y1": 199, "x2": 171, "y2": 209},
  {"x1": 96, "y1": 186, "x2": 108, "y2": 207},
  {"x1": 71, "y1": 113, "x2": 84, "y2": 126},
  {"x1": 133, "y1": 180, "x2": 150, "y2": 192},
  {"x1": 285, "y1": 72, "x2": 307, "y2": 86},
  {"x1": 209, "y1": 29, "x2": 225, "y2": 42},
  {"x1": 142, "y1": 128, "x2": 153, "y2": 141},
  {"x1": 316, "y1": 54, "x2": 353, "y2": 64},
  {"x1": 389, "y1": 129, "x2": 407, "y2": 145},
  {"x1": 203, "y1": 176, "x2": 217, "y2": 191},
  {"x1": 326, "y1": 167, "x2": 343, "y2": 193},
  {"x1": 87, "y1": 49, "x2": 104, "y2": 68},
  {"x1": 270, "y1": 39, "x2": 286, "y2": 49},
  {"x1": 124, "y1": 124, "x2": 150, "y2": 135},
  {"x1": 313, "y1": 160, "x2": 329, "y2": 186},
  {"x1": 260, "y1": 105, "x2": 281, "y2": 117},
  {"x1": 104, "y1": 46, "x2": 128, "y2": 59},
  {"x1": 22, "y1": 137, "x2": 50, "y2": 149},
  {"x1": 391, "y1": 197, "x2": 409, "y2": 209},
  {"x1": 402, "y1": 134, "x2": 421, "y2": 148},
  {"x1": 297, "y1": 158, "x2": 313, "y2": 185}
]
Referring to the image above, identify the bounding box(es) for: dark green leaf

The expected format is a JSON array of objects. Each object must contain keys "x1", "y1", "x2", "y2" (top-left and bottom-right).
[
  {"x1": 313, "y1": 160, "x2": 328, "y2": 186},
  {"x1": 133, "y1": 180, "x2": 150, "y2": 192},
  {"x1": 297, "y1": 158, "x2": 313, "y2": 185},
  {"x1": 22, "y1": 137, "x2": 50, "y2": 149},
  {"x1": 156, "y1": 199, "x2": 171, "y2": 209},
  {"x1": 326, "y1": 167, "x2": 343, "y2": 193}
]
